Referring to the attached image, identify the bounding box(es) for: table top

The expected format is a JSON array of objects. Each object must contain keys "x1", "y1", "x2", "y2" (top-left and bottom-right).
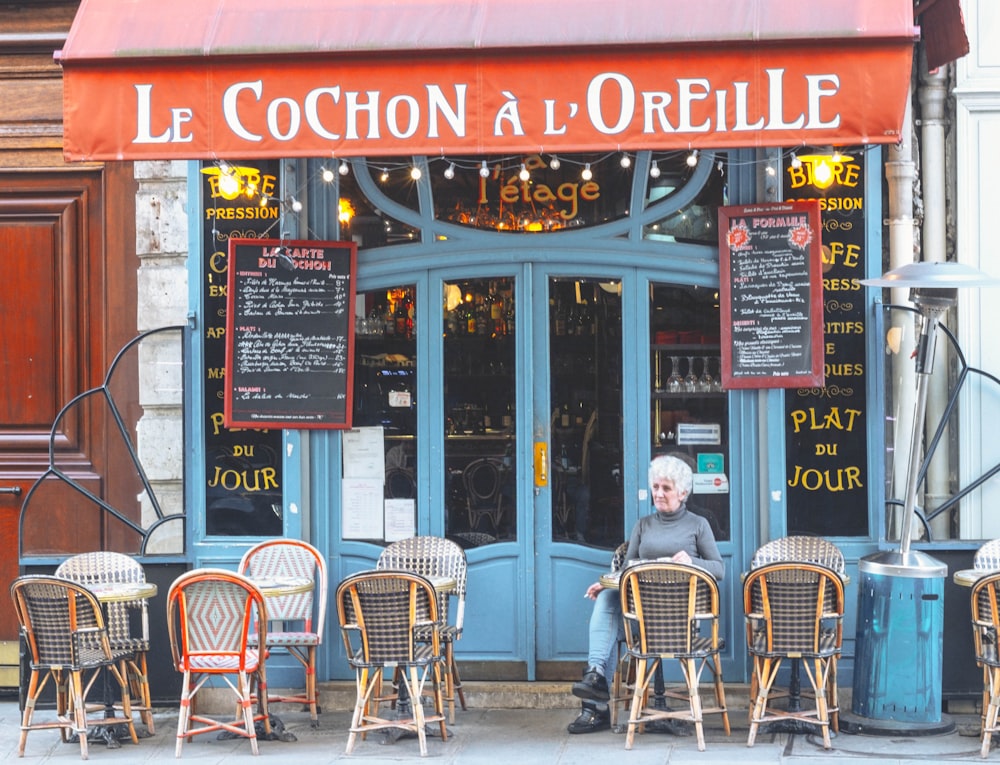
[
  {"x1": 953, "y1": 568, "x2": 1000, "y2": 587},
  {"x1": 429, "y1": 575, "x2": 456, "y2": 594},
  {"x1": 249, "y1": 576, "x2": 315, "y2": 597},
  {"x1": 88, "y1": 581, "x2": 158, "y2": 603}
]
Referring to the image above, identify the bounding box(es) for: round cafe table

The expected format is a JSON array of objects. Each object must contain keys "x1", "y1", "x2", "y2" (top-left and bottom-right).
[{"x1": 954, "y1": 568, "x2": 1000, "y2": 587}]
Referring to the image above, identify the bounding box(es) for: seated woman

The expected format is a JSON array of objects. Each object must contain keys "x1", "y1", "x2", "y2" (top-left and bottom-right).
[{"x1": 567, "y1": 453, "x2": 724, "y2": 734}]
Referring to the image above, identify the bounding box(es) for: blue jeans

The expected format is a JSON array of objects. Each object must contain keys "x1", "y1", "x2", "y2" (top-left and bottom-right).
[{"x1": 587, "y1": 587, "x2": 623, "y2": 677}]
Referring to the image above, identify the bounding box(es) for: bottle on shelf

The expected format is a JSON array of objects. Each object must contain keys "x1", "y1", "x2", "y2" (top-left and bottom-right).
[
  {"x1": 560, "y1": 443, "x2": 569, "y2": 470},
  {"x1": 464, "y1": 299, "x2": 477, "y2": 335},
  {"x1": 394, "y1": 292, "x2": 410, "y2": 338},
  {"x1": 560, "y1": 402, "x2": 570, "y2": 428}
]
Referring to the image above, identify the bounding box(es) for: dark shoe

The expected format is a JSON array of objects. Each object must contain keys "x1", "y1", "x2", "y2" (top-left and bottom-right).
[
  {"x1": 572, "y1": 667, "x2": 610, "y2": 701},
  {"x1": 567, "y1": 706, "x2": 610, "y2": 734}
]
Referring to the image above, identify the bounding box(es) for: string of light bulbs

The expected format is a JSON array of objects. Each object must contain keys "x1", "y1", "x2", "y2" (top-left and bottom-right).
[{"x1": 204, "y1": 143, "x2": 875, "y2": 239}]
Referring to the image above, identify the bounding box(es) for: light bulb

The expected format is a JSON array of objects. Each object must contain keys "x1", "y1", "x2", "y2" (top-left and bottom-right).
[
  {"x1": 581, "y1": 163, "x2": 592, "y2": 181},
  {"x1": 444, "y1": 162, "x2": 456, "y2": 180},
  {"x1": 218, "y1": 172, "x2": 240, "y2": 198},
  {"x1": 765, "y1": 165, "x2": 776, "y2": 176},
  {"x1": 549, "y1": 155, "x2": 561, "y2": 170},
  {"x1": 321, "y1": 167, "x2": 335, "y2": 182},
  {"x1": 790, "y1": 153, "x2": 802, "y2": 169},
  {"x1": 479, "y1": 161, "x2": 489, "y2": 178},
  {"x1": 620, "y1": 153, "x2": 631, "y2": 168},
  {"x1": 518, "y1": 163, "x2": 530, "y2": 182},
  {"x1": 410, "y1": 166, "x2": 422, "y2": 180},
  {"x1": 649, "y1": 161, "x2": 661, "y2": 179},
  {"x1": 338, "y1": 160, "x2": 350, "y2": 176},
  {"x1": 380, "y1": 168, "x2": 389, "y2": 182},
  {"x1": 831, "y1": 148, "x2": 843, "y2": 163},
  {"x1": 291, "y1": 197, "x2": 303, "y2": 213},
  {"x1": 686, "y1": 150, "x2": 698, "y2": 167}
]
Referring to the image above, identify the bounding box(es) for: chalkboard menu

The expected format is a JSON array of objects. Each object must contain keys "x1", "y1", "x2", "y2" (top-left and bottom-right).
[
  {"x1": 718, "y1": 201, "x2": 824, "y2": 389},
  {"x1": 225, "y1": 238, "x2": 357, "y2": 428}
]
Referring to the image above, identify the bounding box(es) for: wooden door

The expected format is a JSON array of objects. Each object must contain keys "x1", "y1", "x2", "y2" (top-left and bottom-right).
[{"x1": 0, "y1": 168, "x2": 138, "y2": 682}]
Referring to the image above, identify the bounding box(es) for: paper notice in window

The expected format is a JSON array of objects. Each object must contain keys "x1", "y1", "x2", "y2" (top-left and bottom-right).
[
  {"x1": 342, "y1": 426, "x2": 385, "y2": 480},
  {"x1": 384, "y1": 499, "x2": 415, "y2": 542},
  {"x1": 341, "y1": 477, "x2": 384, "y2": 539},
  {"x1": 676, "y1": 423, "x2": 721, "y2": 445},
  {"x1": 692, "y1": 473, "x2": 730, "y2": 494}
]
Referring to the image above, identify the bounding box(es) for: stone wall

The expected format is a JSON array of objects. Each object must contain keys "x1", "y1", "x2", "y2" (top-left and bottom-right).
[{"x1": 135, "y1": 160, "x2": 189, "y2": 553}]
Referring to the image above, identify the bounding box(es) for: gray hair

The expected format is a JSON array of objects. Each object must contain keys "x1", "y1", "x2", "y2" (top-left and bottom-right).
[{"x1": 648, "y1": 454, "x2": 693, "y2": 497}]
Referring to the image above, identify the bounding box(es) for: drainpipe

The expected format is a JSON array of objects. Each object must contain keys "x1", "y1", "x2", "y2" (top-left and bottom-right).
[
  {"x1": 885, "y1": 89, "x2": 917, "y2": 544},
  {"x1": 917, "y1": 64, "x2": 951, "y2": 539}
]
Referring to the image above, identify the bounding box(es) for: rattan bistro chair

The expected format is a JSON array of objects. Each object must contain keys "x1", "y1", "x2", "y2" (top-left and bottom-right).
[
  {"x1": 749, "y1": 535, "x2": 845, "y2": 731},
  {"x1": 336, "y1": 570, "x2": 448, "y2": 757},
  {"x1": 167, "y1": 569, "x2": 271, "y2": 757},
  {"x1": 618, "y1": 561, "x2": 729, "y2": 751},
  {"x1": 11, "y1": 575, "x2": 138, "y2": 760},
  {"x1": 377, "y1": 536, "x2": 468, "y2": 723},
  {"x1": 55, "y1": 551, "x2": 155, "y2": 734},
  {"x1": 971, "y1": 571, "x2": 1000, "y2": 757},
  {"x1": 743, "y1": 561, "x2": 844, "y2": 749},
  {"x1": 238, "y1": 538, "x2": 328, "y2": 726}
]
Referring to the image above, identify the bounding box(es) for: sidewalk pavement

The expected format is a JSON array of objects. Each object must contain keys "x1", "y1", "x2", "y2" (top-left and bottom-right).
[{"x1": 0, "y1": 691, "x2": 994, "y2": 764}]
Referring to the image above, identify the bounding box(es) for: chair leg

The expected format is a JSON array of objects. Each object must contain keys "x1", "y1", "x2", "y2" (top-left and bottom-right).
[
  {"x1": 237, "y1": 672, "x2": 259, "y2": 756},
  {"x1": 748, "y1": 656, "x2": 779, "y2": 747},
  {"x1": 983, "y1": 665, "x2": 1000, "y2": 758},
  {"x1": 406, "y1": 666, "x2": 429, "y2": 757},
  {"x1": 129, "y1": 651, "x2": 155, "y2": 734},
  {"x1": 708, "y1": 653, "x2": 730, "y2": 735},
  {"x1": 680, "y1": 657, "x2": 706, "y2": 751},
  {"x1": 306, "y1": 647, "x2": 319, "y2": 726},
  {"x1": 625, "y1": 658, "x2": 650, "y2": 750},
  {"x1": 69, "y1": 670, "x2": 90, "y2": 760},
  {"x1": 176, "y1": 671, "x2": 193, "y2": 758}
]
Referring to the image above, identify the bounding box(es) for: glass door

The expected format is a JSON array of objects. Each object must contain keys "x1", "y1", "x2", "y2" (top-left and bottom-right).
[
  {"x1": 441, "y1": 277, "x2": 517, "y2": 546},
  {"x1": 547, "y1": 277, "x2": 625, "y2": 548}
]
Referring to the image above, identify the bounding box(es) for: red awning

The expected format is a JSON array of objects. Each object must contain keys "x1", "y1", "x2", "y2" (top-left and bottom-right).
[{"x1": 58, "y1": 0, "x2": 917, "y2": 161}]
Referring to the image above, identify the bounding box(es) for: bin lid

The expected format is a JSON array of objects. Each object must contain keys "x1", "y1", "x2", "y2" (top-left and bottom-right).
[{"x1": 859, "y1": 550, "x2": 947, "y2": 578}]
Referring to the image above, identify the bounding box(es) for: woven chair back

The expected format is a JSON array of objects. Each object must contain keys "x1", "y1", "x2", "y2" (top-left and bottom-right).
[
  {"x1": 620, "y1": 561, "x2": 719, "y2": 657},
  {"x1": 56, "y1": 551, "x2": 147, "y2": 651},
  {"x1": 167, "y1": 569, "x2": 266, "y2": 671},
  {"x1": 973, "y1": 572, "x2": 1000, "y2": 666},
  {"x1": 239, "y1": 539, "x2": 326, "y2": 633},
  {"x1": 337, "y1": 570, "x2": 440, "y2": 666},
  {"x1": 377, "y1": 536, "x2": 467, "y2": 629},
  {"x1": 751, "y1": 536, "x2": 845, "y2": 574},
  {"x1": 11, "y1": 576, "x2": 112, "y2": 669},
  {"x1": 744, "y1": 562, "x2": 843, "y2": 656},
  {"x1": 975, "y1": 539, "x2": 1000, "y2": 571}
]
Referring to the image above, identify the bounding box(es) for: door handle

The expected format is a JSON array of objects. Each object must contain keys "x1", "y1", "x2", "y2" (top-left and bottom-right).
[
  {"x1": 0, "y1": 486, "x2": 22, "y2": 495},
  {"x1": 534, "y1": 442, "x2": 548, "y2": 487}
]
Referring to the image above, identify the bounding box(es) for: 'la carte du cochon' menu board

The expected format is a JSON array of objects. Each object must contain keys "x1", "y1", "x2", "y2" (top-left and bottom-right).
[
  {"x1": 718, "y1": 201, "x2": 824, "y2": 389},
  {"x1": 225, "y1": 238, "x2": 357, "y2": 428}
]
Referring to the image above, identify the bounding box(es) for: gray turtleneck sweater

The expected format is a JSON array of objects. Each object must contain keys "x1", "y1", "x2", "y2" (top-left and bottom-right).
[{"x1": 623, "y1": 504, "x2": 725, "y2": 581}]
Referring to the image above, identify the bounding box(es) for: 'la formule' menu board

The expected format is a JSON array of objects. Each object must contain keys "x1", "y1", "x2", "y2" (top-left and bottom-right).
[
  {"x1": 225, "y1": 238, "x2": 357, "y2": 428},
  {"x1": 718, "y1": 201, "x2": 824, "y2": 389}
]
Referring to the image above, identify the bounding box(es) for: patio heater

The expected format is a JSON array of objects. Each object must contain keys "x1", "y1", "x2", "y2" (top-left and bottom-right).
[{"x1": 850, "y1": 261, "x2": 998, "y2": 734}]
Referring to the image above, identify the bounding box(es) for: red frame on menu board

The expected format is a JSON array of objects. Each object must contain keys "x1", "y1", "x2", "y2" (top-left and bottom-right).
[
  {"x1": 224, "y1": 238, "x2": 357, "y2": 429},
  {"x1": 717, "y1": 201, "x2": 824, "y2": 389}
]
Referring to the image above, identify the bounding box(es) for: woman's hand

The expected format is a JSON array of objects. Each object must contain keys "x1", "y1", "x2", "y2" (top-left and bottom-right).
[{"x1": 585, "y1": 582, "x2": 604, "y2": 600}]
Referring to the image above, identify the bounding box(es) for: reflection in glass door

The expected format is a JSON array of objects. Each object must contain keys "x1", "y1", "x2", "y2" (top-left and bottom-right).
[
  {"x1": 442, "y1": 277, "x2": 517, "y2": 546},
  {"x1": 548, "y1": 277, "x2": 624, "y2": 547}
]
